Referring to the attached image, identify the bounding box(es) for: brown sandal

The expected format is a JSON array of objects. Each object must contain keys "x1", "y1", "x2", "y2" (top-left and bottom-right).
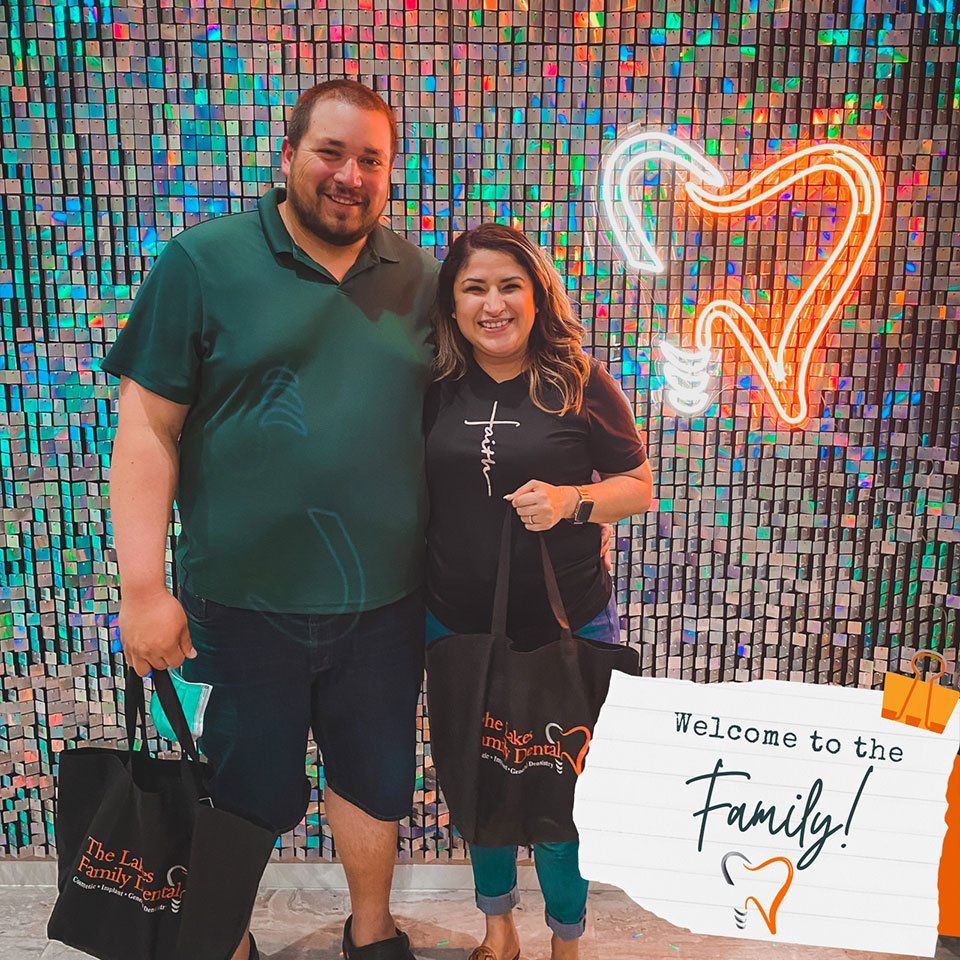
[{"x1": 467, "y1": 948, "x2": 520, "y2": 960}]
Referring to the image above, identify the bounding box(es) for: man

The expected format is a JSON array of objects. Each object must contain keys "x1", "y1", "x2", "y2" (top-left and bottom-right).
[{"x1": 104, "y1": 80, "x2": 438, "y2": 960}]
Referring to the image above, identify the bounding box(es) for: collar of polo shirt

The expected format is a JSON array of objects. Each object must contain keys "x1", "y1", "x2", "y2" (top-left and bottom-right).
[{"x1": 258, "y1": 186, "x2": 402, "y2": 278}]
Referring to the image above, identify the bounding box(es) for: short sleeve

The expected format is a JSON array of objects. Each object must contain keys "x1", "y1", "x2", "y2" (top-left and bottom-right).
[
  {"x1": 584, "y1": 358, "x2": 648, "y2": 473},
  {"x1": 100, "y1": 239, "x2": 205, "y2": 405}
]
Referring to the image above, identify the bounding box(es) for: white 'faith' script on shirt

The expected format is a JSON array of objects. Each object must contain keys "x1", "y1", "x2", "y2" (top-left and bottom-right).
[{"x1": 463, "y1": 400, "x2": 521, "y2": 496}]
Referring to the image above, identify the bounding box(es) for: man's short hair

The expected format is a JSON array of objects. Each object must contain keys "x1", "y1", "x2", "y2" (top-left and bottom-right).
[{"x1": 287, "y1": 80, "x2": 399, "y2": 159}]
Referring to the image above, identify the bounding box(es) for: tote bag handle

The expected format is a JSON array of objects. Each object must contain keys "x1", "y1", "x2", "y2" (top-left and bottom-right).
[
  {"x1": 125, "y1": 667, "x2": 208, "y2": 803},
  {"x1": 490, "y1": 510, "x2": 573, "y2": 640},
  {"x1": 124, "y1": 666, "x2": 202, "y2": 765},
  {"x1": 123, "y1": 667, "x2": 150, "y2": 752}
]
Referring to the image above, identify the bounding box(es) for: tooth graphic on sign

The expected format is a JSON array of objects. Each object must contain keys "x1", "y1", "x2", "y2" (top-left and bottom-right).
[
  {"x1": 599, "y1": 130, "x2": 726, "y2": 273},
  {"x1": 599, "y1": 132, "x2": 882, "y2": 427},
  {"x1": 721, "y1": 850, "x2": 795, "y2": 935}
]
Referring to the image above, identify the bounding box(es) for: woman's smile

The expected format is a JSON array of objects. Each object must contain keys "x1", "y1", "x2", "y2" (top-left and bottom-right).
[{"x1": 478, "y1": 317, "x2": 513, "y2": 332}]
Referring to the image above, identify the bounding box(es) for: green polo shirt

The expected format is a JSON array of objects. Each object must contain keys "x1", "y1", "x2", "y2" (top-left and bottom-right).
[{"x1": 102, "y1": 187, "x2": 439, "y2": 613}]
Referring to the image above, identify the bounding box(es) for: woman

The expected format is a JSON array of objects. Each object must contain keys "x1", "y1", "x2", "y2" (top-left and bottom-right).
[{"x1": 424, "y1": 224, "x2": 653, "y2": 960}]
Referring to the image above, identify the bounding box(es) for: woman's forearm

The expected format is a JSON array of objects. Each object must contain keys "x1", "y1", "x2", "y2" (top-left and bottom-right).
[{"x1": 560, "y1": 463, "x2": 653, "y2": 525}]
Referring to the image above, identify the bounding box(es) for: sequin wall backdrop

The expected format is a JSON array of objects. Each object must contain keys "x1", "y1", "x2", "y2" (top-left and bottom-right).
[{"x1": 2, "y1": 0, "x2": 959, "y2": 860}]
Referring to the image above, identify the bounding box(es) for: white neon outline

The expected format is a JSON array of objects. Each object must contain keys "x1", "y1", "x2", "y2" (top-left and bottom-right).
[
  {"x1": 659, "y1": 340, "x2": 714, "y2": 415},
  {"x1": 599, "y1": 131, "x2": 725, "y2": 272}
]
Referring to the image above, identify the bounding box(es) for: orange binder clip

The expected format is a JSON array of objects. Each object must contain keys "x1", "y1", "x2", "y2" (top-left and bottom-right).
[{"x1": 881, "y1": 651, "x2": 959, "y2": 734}]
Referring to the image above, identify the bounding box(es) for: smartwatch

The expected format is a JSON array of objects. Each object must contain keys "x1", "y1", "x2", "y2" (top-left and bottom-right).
[{"x1": 570, "y1": 485, "x2": 595, "y2": 524}]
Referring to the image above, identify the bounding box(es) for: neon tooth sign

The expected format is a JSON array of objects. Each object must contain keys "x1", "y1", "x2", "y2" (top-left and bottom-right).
[{"x1": 599, "y1": 132, "x2": 882, "y2": 427}]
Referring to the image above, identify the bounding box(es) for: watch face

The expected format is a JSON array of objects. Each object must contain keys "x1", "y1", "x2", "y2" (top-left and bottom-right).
[{"x1": 575, "y1": 499, "x2": 595, "y2": 523}]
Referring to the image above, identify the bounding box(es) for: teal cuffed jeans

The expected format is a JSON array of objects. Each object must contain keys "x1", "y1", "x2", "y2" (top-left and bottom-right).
[
  {"x1": 425, "y1": 592, "x2": 623, "y2": 940},
  {"x1": 470, "y1": 840, "x2": 589, "y2": 940}
]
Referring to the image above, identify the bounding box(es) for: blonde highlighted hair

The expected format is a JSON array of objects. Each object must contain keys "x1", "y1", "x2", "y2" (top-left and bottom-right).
[{"x1": 433, "y1": 224, "x2": 590, "y2": 415}]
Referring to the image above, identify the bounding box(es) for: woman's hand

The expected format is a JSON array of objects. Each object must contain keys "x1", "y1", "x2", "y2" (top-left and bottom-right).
[
  {"x1": 504, "y1": 480, "x2": 579, "y2": 531},
  {"x1": 600, "y1": 523, "x2": 614, "y2": 571}
]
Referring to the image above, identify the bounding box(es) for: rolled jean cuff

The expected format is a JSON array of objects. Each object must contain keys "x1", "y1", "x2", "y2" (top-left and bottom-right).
[
  {"x1": 545, "y1": 907, "x2": 586, "y2": 941},
  {"x1": 475, "y1": 885, "x2": 521, "y2": 916}
]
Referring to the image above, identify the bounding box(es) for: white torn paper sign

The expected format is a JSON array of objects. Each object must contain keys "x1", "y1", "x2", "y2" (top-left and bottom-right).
[{"x1": 574, "y1": 676, "x2": 959, "y2": 957}]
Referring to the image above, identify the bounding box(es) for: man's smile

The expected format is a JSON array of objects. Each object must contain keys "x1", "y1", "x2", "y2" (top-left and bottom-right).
[{"x1": 324, "y1": 193, "x2": 364, "y2": 208}]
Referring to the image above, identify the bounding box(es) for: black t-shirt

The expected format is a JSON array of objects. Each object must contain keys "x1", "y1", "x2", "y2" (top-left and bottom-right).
[{"x1": 424, "y1": 355, "x2": 647, "y2": 640}]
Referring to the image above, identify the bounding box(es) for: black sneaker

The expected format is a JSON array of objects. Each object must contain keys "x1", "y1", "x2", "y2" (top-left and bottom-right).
[{"x1": 342, "y1": 915, "x2": 416, "y2": 960}]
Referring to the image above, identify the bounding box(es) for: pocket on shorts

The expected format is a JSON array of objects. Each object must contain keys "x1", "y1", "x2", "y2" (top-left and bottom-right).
[{"x1": 178, "y1": 586, "x2": 222, "y2": 627}]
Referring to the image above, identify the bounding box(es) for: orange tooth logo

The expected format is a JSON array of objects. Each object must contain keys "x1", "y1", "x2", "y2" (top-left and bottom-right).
[
  {"x1": 721, "y1": 851, "x2": 795, "y2": 935},
  {"x1": 599, "y1": 133, "x2": 883, "y2": 428}
]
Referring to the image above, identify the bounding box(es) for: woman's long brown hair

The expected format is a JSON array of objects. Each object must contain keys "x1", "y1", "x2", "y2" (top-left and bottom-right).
[{"x1": 433, "y1": 224, "x2": 591, "y2": 416}]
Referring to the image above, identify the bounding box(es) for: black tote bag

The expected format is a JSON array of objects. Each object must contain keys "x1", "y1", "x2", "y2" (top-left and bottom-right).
[
  {"x1": 47, "y1": 666, "x2": 277, "y2": 960},
  {"x1": 426, "y1": 511, "x2": 639, "y2": 847}
]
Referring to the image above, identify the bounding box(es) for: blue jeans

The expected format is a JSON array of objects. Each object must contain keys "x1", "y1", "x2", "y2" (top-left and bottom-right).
[
  {"x1": 180, "y1": 587, "x2": 425, "y2": 831},
  {"x1": 426, "y1": 592, "x2": 622, "y2": 939}
]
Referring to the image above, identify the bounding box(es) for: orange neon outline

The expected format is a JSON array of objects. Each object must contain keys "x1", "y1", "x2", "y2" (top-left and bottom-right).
[{"x1": 665, "y1": 143, "x2": 882, "y2": 427}]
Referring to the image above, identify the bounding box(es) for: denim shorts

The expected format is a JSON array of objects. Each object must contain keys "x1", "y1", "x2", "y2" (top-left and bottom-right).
[
  {"x1": 425, "y1": 591, "x2": 622, "y2": 646},
  {"x1": 179, "y1": 587, "x2": 425, "y2": 833}
]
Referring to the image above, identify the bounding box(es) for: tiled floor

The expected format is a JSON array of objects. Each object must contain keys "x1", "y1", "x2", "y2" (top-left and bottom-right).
[{"x1": 2, "y1": 886, "x2": 958, "y2": 960}]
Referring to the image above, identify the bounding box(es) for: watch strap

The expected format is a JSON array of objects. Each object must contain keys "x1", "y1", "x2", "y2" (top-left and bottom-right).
[{"x1": 572, "y1": 485, "x2": 594, "y2": 524}]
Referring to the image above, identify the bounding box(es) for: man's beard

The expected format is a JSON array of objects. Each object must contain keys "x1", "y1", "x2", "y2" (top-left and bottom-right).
[{"x1": 286, "y1": 181, "x2": 382, "y2": 247}]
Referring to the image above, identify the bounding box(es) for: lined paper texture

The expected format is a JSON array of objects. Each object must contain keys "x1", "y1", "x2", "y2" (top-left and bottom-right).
[{"x1": 574, "y1": 676, "x2": 959, "y2": 957}]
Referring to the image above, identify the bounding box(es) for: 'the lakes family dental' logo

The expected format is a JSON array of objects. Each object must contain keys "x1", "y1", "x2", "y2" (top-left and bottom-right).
[
  {"x1": 481, "y1": 711, "x2": 592, "y2": 776},
  {"x1": 72, "y1": 835, "x2": 188, "y2": 914}
]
